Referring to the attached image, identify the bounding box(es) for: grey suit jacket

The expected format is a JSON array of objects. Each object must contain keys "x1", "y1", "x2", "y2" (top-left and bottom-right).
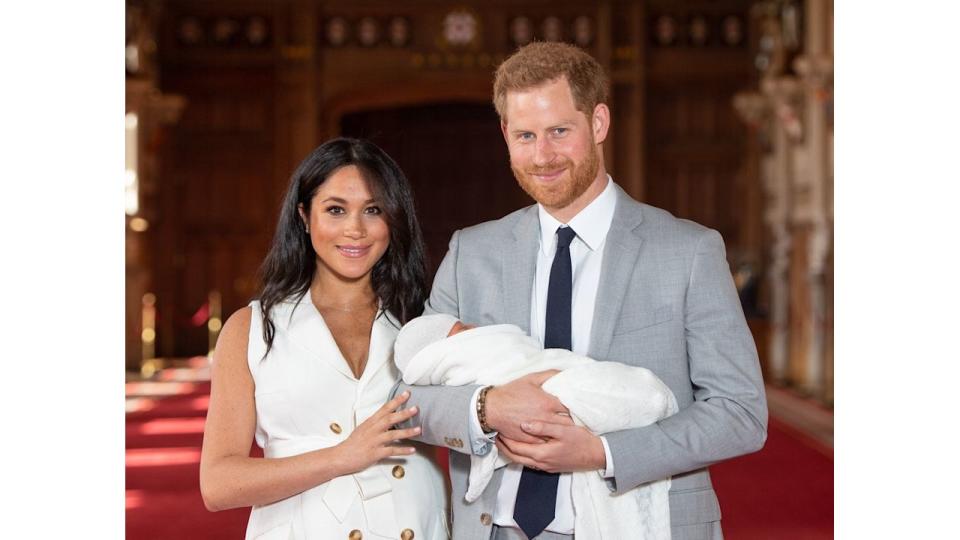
[{"x1": 396, "y1": 184, "x2": 768, "y2": 540}]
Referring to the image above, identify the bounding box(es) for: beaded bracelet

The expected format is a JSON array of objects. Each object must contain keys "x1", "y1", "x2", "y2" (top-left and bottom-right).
[{"x1": 477, "y1": 385, "x2": 494, "y2": 433}]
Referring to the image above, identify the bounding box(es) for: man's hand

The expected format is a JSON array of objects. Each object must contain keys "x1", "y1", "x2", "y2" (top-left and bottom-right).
[
  {"x1": 497, "y1": 421, "x2": 607, "y2": 473},
  {"x1": 485, "y1": 370, "x2": 572, "y2": 444}
]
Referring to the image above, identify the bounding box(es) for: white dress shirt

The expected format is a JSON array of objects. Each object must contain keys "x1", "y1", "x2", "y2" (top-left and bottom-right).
[{"x1": 467, "y1": 176, "x2": 618, "y2": 535}]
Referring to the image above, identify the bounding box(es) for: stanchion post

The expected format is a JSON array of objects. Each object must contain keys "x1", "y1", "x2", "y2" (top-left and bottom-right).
[{"x1": 208, "y1": 290, "x2": 222, "y2": 357}]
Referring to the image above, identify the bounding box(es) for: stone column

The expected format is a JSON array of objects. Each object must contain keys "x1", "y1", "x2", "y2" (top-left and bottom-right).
[
  {"x1": 756, "y1": 75, "x2": 804, "y2": 386},
  {"x1": 793, "y1": 0, "x2": 834, "y2": 402},
  {"x1": 734, "y1": 90, "x2": 783, "y2": 382}
]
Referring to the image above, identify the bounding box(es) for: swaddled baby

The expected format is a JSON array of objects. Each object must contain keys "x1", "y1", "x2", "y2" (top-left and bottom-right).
[{"x1": 394, "y1": 313, "x2": 678, "y2": 540}]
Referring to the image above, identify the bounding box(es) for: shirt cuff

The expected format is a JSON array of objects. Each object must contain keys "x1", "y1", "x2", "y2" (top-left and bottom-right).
[
  {"x1": 599, "y1": 435, "x2": 615, "y2": 478},
  {"x1": 468, "y1": 386, "x2": 497, "y2": 456}
]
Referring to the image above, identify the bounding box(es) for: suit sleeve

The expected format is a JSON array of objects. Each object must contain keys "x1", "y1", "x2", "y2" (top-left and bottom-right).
[
  {"x1": 391, "y1": 230, "x2": 483, "y2": 455},
  {"x1": 604, "y1": 229, "x2": 768, "y2": 492}
]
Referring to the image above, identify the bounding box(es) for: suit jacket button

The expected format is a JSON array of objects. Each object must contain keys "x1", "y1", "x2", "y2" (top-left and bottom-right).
[
  {"x1": 392, "y1": 465, "x2": 405, "y2": 479},
  {"x1": 330, "y1": 422, "x2": 342, "y2": 434},
  {"x1": 480, "y1": 513, "x2": 492, "y2": 526},
  {"x1": 400, "y1": 528, "x2": 415, "y2": 540},
  {"x1": 348, "y1": 530, "x2": 362, "y2": 540}
]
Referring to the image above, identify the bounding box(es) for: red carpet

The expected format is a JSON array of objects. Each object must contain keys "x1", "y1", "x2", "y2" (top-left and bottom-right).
[{"x1": 126, "y1": 368, "x2": 832, "y2": 539}]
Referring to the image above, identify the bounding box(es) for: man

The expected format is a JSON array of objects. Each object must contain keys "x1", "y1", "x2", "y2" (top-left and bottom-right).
[{"x1": 396, "y1": 42, "x2": 767, "y2": 540}]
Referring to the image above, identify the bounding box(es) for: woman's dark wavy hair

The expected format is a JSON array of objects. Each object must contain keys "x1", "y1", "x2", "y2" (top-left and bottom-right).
[{"x1": 257, "y1": 137, "x2": 428, "y2": 354}]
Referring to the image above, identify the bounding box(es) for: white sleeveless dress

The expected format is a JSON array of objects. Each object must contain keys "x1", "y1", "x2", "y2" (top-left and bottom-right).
[{"x1": 244, "y1": 296, "x2": 449, "y2": 540}]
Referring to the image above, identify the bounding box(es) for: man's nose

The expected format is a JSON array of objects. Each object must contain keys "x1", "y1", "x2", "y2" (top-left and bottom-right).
[{"x1": 532, "y1": 137, "x2": 555, "y2": 166}]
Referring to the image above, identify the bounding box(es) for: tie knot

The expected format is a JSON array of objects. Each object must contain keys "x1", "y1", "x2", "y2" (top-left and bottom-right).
[{"x1": 556, "y1": 226, "x2": 577, "y2": 249}]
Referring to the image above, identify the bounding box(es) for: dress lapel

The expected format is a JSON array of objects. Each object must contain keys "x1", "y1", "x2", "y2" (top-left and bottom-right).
[
  {"x1": 280, "y1": 295, "x2": 358, "y2": 381},
  {"x1": 358, "y1": 310, "x2": 400, "y2": 386},
  {"x1": 501, "y1": 206, "x2": 539, "y2": 332},
  {"x1": 589, "y1": 186, "x2": 645, "y2": 360}
]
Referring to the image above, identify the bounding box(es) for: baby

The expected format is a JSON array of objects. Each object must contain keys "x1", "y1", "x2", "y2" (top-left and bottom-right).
[{"x1": 394, "y1": 313, "x2": 678, "y2": 540}]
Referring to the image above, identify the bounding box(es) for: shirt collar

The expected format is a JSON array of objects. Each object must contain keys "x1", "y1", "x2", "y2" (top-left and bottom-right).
[{"x1": 537, "y1": 175, "x2": 617, "y2": 254}]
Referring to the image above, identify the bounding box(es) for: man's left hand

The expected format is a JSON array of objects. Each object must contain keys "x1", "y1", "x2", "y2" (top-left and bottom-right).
[{"x1": 496, "y1": 421, "x2": 606, "y2": 473}]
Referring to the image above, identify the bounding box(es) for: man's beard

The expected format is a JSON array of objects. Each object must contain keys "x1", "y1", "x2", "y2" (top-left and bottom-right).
[{"x1": 512, "y1": 145, "x2": 600, "y2": 210}]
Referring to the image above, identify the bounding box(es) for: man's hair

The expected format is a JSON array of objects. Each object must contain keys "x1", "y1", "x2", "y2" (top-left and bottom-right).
[{"x1": 493, "y1": 41, "x2": 609, "y2": 121}]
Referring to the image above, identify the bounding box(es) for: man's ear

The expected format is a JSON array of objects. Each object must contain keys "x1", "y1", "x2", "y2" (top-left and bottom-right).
[
  {"x1": 500, "y1": 119, "x2": 510, "y2": 144},
  {"x1": 592, "y1": 103, "x2": 610, "y2": 145}
]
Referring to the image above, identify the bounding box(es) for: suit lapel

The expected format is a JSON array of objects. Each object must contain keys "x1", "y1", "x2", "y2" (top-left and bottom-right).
[
  {"x1": 501, "y1": 206, "x2": 539, "y2": 332},
  {"x1": 589, "y1": 187, "x2": 645, "y2": 360}
]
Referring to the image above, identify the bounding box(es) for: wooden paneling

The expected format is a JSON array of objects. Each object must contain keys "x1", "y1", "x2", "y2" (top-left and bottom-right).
[
  {"x1": 157, "y1": 65, "x2": 277, "y2": 356},
  {"x1": 642, "y1": 1, "x2": 756, "y2": 258}
]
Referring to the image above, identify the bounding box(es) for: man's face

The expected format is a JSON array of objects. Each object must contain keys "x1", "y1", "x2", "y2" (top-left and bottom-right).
[{"x1": 501, "y1": 77, "x2": 608, "y2": 215}]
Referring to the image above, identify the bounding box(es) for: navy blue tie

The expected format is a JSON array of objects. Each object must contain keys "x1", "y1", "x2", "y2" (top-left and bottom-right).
[{"x1": 513, "y1": 226, "x2": 576, "y2": 539}]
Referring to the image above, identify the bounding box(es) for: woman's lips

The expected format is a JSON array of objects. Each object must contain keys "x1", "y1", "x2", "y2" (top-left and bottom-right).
[{"x1": 337, "y1": 245, "x2": 371, "y2": 258}]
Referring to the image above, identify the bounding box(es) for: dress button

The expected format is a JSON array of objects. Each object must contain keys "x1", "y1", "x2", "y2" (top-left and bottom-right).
[
  {"x1": 480, "y1": 512, "x2": 492, "y2": 525},
  {"x1": 348, "y1": 529, "x2": 362, "y2": 540},
  {"x1": 392, "y1": 465, "x2": 405, "y2": 479},
  {"x1": 400, "y1": 528, "x2": 415, "y2": 540},
  {"x1": 330, "y1": 422, "x2": 342, "y2": 434}
]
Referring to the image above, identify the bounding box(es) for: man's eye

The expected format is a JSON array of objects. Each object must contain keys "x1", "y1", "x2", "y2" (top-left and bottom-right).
[
  {"x1": 552, "y1": 128, "x2": 568, "y2": 136},
  {"x1": 519, "y1": 133, "x2": 535, "y2": 142}
]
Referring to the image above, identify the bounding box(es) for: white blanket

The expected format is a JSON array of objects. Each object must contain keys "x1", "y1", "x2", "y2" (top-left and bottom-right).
[{"x1": 397, "y1": 323, "x2": 678, "y2": 540}]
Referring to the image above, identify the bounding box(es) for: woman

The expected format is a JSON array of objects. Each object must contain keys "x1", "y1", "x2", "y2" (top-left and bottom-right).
[{"x1": 200, "y1": 138, "x2": 449, "y2": 540}]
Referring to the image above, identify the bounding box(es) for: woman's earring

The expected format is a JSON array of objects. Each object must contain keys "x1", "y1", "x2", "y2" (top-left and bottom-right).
[{"x1": 304, "y1": 224, "x2": 310, "y2": 234}]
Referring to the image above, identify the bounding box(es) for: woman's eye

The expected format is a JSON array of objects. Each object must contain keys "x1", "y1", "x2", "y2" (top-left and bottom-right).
[
  {"x1": 326, "y1": 206, "x2": 345, "y2": 215},
  {"x1": 364, "y1": 206, "x2": 382, "y2": 215}
]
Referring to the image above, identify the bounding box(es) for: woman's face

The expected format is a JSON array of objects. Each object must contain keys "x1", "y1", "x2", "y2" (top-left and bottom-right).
[{"x1": 300, "y1": 165, "x2": 390, "y2": 284}]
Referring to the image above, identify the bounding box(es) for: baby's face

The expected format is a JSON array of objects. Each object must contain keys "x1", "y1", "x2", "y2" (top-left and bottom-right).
[{"x1": 447, "y1": 321, "x2": 476, "y2": 337}]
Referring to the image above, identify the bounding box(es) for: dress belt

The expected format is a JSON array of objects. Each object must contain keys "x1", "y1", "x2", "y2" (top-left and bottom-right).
[{"x1": 265, "y1": 436, "x2": 398, "y2": 538}]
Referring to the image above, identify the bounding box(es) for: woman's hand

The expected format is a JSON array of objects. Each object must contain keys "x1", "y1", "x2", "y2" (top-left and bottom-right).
[{"x1": 336, "y1": 390, "x2": 421, "y2": 474}]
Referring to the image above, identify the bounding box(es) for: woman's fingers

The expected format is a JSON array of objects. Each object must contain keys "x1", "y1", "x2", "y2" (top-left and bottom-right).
[
  {"x1": 385, "y1": 406, "x2": 419, "y2": 427},
  {"x1": 386, "y1": 426, "x2": 421, "y2": 441},
  {"x1": 378, "y1": 390, "x2": 410, "y2": 416}
]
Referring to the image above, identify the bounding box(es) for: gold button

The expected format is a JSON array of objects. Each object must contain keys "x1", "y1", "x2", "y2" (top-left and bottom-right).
[
  {"x1": 392, "y1": 465, "x2": 405, "y2": 479},
  {"x1": 349, "y1": 529, "x2": 362, "y2": 540},
  {"x1": 400, "y1": 529, "x2": 414, "y2": 540},
  {"x1": 330, "y1": 422, "x2": 342, "y2": 434},
  {"x1": 480, "y1": 512, "x2": 492, "y2": 525}
]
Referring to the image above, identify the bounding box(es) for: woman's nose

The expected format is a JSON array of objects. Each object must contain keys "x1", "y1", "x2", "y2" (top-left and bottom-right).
[{"x1": 343, "y1": 215, "x2": 367, "y2": 239}]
